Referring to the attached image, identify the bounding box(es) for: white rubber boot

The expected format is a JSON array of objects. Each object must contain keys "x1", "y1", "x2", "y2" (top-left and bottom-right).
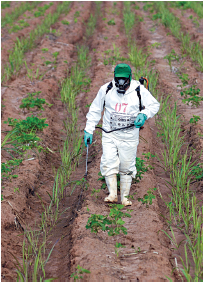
[
  {"x1": 120, "y1": 175, "x2": 132, "y2": 206},
  {"x1": 104, "y1": 174, "x2": 118, "y2": 203}
]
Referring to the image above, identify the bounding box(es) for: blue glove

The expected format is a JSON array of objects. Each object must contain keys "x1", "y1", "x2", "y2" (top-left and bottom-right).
[
  {"x1": 84, "y1": 130, "x2": 93, "y2": 147},
  {"x1": 134, "y1": 113, "x2": 147, "y2": 128}
]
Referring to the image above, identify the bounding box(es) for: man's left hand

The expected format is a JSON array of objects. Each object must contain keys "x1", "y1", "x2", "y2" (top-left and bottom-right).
[{"x1": 134, "y1": 113, "x2": 147, "y2": 128}]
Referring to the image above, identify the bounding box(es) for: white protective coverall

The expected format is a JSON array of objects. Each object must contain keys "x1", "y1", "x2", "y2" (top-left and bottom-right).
[{"x1": 85, "y1": 79, "x2": 160, "y2": 178}]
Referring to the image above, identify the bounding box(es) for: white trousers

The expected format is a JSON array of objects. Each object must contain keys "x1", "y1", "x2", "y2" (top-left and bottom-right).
[{"x1": 100, "y1": 131, "x2": 139, "y2": 178}]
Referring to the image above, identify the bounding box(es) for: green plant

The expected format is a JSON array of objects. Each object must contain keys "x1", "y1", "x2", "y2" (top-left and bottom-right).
[
  {"x1": 189, "y1": 115, "x2": 201, "y2": 125},
  {"x1": 70, "y1": 265, "x2": 90, "y2": 282},
  {"x1": 2, "y1": 2, "x2": 39, "y2": 28},
  {"x1": 52, "y1": 51, "x2": 59, "y2": 64},
  {"x1": 20, "y1": 91, "x2": 52, "y2": 112},
  {"x1": 91, "y1": 188, "x2": 101, "y2": 199},
  {"x1": 14, "y1": 187, "x2": 19, "y2": 193},
  {"x1": 9, "y1": 19, "x2": 30, "y2": 33},
  {"x1": 34, "y1": 2, "x2": 53, "y2": 17},
  {"x1": 85, "y1": 103, "x2": 91, "y2": 108},
  {"x1": 151, "y1": 42, "x2": 161, "y2": 48},
  {"x1": 2, "y1": 1, "x2": 71, "y2": 83},
  {"x1": 41, "y1": 48, "x2": 48, "y2": 53},
  {"x1": 189, "y1": 164, "x2": 203, "y2": 180},
  {"x1": 1, "y1": 158, "x2": 23, "y2": 180},
  {"x1": 4, "y1": 116, "x2": 48, "y2": 133},
  {"x1": 138, "y1": 188, "x2": 157, "y2": 207},
  {"x1": 180, "y1": 85, "x2": 202, "y2": 107},
  {"x1": 61, "y1": 20, "x2": 69, "y2": 25},
  {"x1": 107, "y1": 19, "x2": 115, "y2": 25},
  {"x1": 152, "y1": 13, "x2": 162, "y2": 20},
  {"x1": 178, "y1": 73, "x2": 189, "y2": 86},
  {"x1": 164, "y1": 49, "x2": 180, "y2": 70},
  {"x1": 134, "y1": 157, "x2": 149, "y2": 182},
  {"x1": 86, "y1": 204, "x2": 131, "y2": 236},
  {"x1": 115, "y1": 242, "x2": 125, "y2": 257},
  {"x1": 1, "y1": 1, "x2": 10, "y2": 9}
]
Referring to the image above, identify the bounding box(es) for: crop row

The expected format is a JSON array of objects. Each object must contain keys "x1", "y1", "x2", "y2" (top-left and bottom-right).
[
  {"x1": 2, "y1": 1, "x2": 40, "y2": 28},
  {"x1": 170, "y1": 1, "x2": 203, "y2": 19},
  {"x1": 131, "y1": 2, "x2": 203, "y2": 281},
  {"x1": 1, "y1": 1, "x2": 71, "y2": 83},
  {"x1": 143, "y1": 2, "x2": 203, "y2": 72}
]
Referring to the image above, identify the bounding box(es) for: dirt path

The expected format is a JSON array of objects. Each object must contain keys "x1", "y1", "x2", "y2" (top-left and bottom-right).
[{"x1": 58, "y1": 2, "x2": 175, "y2": 282}]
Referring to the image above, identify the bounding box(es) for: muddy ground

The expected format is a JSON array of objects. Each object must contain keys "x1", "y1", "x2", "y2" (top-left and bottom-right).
[{"x1": 1, "y1": 1, "x2": 203, "y2": 282}]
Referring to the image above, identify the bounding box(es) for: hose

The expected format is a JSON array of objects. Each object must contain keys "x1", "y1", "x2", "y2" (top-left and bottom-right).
[{"x1": 95, "y1": 124, "x2": 135, "y2": 133}]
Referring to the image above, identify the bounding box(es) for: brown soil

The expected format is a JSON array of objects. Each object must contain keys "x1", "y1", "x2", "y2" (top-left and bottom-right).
[{"x1": 1, "y1": 1, "x2": 203, "y2": 282}]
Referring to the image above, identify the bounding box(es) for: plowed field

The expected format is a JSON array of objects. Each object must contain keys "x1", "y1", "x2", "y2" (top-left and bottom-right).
[{"x1": 1, "y1": 2, "x2": 203, "y2": 282}]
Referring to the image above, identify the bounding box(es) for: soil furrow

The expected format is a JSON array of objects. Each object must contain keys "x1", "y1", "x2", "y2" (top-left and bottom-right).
[{"x1": 62, "y1": 2, "x2": 174, "y2": 282}]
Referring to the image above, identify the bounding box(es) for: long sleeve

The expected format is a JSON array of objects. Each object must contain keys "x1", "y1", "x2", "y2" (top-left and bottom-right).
[
  {"x1": 85, "y1": 86, "x2": 106, "y2": 134},
  {"x1": 139, "y1": 85, "x2": 160, "y2": 119}
]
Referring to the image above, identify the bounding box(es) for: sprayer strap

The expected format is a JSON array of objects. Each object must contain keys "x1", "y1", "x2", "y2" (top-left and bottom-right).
[
  {"x1": 104, "y1": 81, "x2": 113, "y2": 108},
  {"x1": 135, "y1": 86, "x2": 142, "y2": 112}
]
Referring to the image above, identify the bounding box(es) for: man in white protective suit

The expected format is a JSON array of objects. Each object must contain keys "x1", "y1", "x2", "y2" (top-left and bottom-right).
[{"x1": 84, "y1": 63, "x2": 160, "y2": 206}]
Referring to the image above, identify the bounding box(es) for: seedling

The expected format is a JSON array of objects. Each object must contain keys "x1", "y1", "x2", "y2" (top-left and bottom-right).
[
  {"x1": 70, "y1": 265, "x2": 90, "y2": 282},
  {"x1": 14, "y1": 187, "x2": 19, "y2": 193},
  {"x1": 41, "y1": 48, "x2": 49, "y2": 53},
  {"x1": 107, "y1": 19, "x2": 116, "y2": 25},
  {"x1": 61, "y1": 20, "x2": 69, "y2": 25},
  {"x1": 91, "y1": 188, "x2": 101, "y2": 199},
  {"x1": 178, "y1": 73, "x2": 189, "y2": 86},
  {"x1": 4, "y1": 116, "x2": 48, "y2": 133},
  {"x1": 85, "y1": 103, "x2": 91, "y2": 108},
  {"x1": 20, "y1": 91, "x2": 52, "y2": 112},
  {"x1": 115, "y1": 242, "x2": 125, "y2": 257},
  {"x1": 189, "y1": 164, "x2": 203, "y2": 180},
  {"x1": 189, "y1": 115, "x2": 201, "y2": 125},
  {"x1": 86, "y1": 204, "x2": 131, "y2": 236},
  {"x1": 125, "y1": 193, "x2": 137, "y2": 200},
  {"x1": 1, "y1": 158, "x2": 23, "y2": 180},
  {"x1": 138, "y1": 188, "x2": 157, "y2": 208},
  {"x1": 180, "y1": 85, "x2": 202, "y2": 107},
  {"x1": 164, "y1": 49, "x2": 180, "y2": 70},
  {"x1": 52, "y1": 51, "x2": 59, "y2": 64},
  {"x1": 151, "y1": 42, "x2": 161, "y2": 48},
  {"x1": 152, "y1": 13, "x2": 162, "y2": 20},
  {"x1": 134, "y1": 157, "x2": 149, "y2": 182}
]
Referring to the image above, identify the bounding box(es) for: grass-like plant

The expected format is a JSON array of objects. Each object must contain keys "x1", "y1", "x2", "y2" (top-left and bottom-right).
[
  {"x1": 33, "y1": 2, "x2": 53, "y2": 17},
  {"x1": 2, "y1": 1, "x2": 71, "y2": 83},
  {"x1": 2, "y1": 1, "x2": 40, "y2": 28},
  {"x1": 154, "y1": 2, "x2": 203, "y2": 71}
]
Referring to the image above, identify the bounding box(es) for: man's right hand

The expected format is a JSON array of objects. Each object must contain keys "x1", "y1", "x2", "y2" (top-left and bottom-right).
[{"x1": 84, "y1": 131, "x2": 93, "y2": 147}]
